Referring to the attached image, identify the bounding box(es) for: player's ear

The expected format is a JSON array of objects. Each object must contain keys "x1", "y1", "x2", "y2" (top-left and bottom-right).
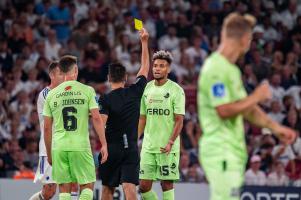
[
  {"x1": 125, "y1": 74, "x2": 128, "y2": 82},
  {"x1": 75, "y1": 66, "x2": 79, "y2": 77},
  {"x1": 167, "y1": 64, "x2": 171, "y2": 73},
  {"x1": 107, "y1": 75, "x2": 111, "y2": 82}
]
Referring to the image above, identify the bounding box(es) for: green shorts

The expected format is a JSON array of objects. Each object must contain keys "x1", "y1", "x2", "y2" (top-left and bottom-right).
[
  {"x1": 52, "y1": 150, "x2": 96, "y2": 185},
  {"x1": 139, "y1": 151, "x2": 180, "y2": 181},
  {"x1": 200, "y1": 155, "x2": 244, "y2": 200}
]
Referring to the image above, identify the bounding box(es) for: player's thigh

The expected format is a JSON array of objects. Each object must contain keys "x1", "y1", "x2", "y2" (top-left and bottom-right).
[
  {"x1": 203, "y1": 162, "x2": 243, "y2": 200},
  {"x1": 68, "y1": 151, "x2": 96, "y2": 185},
  {"x1": 52, "y1": 150, "x2": 72, "y2": 184},
  {"x1": 121, "y1": 149, "x2": 139, "y2": 185},
  {"x1": 100, "y1": 144, "x2": 124, "y2": 187},
  {"x1": 156, "y1": 152, "x2": 180, "y2": 181},
  {"x1": 139, "y1": 151, "x2": 157, "y2": 180}
]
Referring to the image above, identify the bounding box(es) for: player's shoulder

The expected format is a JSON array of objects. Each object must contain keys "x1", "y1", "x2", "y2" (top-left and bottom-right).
[
  {"x1": 168, "y1": 80, "x2": 184, "y2": 92},
  {"x1": 76, "y1": 81, "x2": 94, "y2": 91},
  {"x1": 202, "y1": 52, "x2": 223, "y2": 72},
  {"x1": 144, "y1": 80, "x2": 155, "y2": 90},
  {"x1": 39, "y1": 87, "x2": 51, "y2": 100}
]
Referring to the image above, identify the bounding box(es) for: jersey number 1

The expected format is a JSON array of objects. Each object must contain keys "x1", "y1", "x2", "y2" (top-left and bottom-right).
[{"x1": 62, "y1": 106, "x2": 77, "y2": 131}]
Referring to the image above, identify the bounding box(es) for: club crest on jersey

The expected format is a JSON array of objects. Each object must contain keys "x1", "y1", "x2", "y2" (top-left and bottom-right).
[
  {"x1": 164, "y1": 93, "x2": 170, "y2": 98},
  {"x1": 65, "y1": 86, "x2": 72, "y2": 91},
  {"x1": 212, "y1": 83, "x2": 225, "y2": 98}
]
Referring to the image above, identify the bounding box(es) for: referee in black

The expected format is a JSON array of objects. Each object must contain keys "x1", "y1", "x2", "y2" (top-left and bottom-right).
[{"x1": 98, "y1": 28, "x2": 149, "y2": 200}]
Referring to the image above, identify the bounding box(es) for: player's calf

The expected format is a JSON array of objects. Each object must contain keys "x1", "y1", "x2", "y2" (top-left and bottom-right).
[
  {"x1": 160, "y1": 180, "x2": 173, "y2": 191},
  {"x1": 161, "y1": 181, "x2": 174, "y2": 200},
  {"x1": 79, "y1": 183, "x2": 94, "y2": 200},
  {"x1": 139, "y1": 180, "x2": 158, "y2": 200},
  {"x1": 101, "y1": 186, "x2": 115, "y2": 200}
]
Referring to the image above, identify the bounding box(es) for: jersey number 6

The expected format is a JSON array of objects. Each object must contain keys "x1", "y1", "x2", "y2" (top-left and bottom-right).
[{"x1": 62, "y1": 106, "x2": 77, "y2": 131}]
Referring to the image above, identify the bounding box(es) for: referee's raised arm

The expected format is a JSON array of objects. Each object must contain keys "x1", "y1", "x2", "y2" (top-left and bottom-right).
[{"x1": 136, "y1": 28, "x2": 150, "y2": 78}]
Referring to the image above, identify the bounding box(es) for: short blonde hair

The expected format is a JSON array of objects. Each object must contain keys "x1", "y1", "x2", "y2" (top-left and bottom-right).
[{"x1": 222, "y1": 13, "x2": 256, "y2": 38}]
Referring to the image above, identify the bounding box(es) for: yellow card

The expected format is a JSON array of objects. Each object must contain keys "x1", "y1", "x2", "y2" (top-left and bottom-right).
[{"x1": 134, "y1": 18, "x2": 143, "y2": 30}]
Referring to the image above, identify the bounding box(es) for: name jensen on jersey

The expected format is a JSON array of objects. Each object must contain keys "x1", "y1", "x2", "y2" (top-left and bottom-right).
[
  {"x1": 146, "y1": 108, "x2": 170, "y2": 115},
  {"x1": 56, "y1": 91, "x2": 82, "y2": 98}
]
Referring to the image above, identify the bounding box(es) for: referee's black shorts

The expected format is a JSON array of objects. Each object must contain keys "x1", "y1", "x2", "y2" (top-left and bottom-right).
[{"x1": 99, "y1": 143, "x2": 139, "y2": 187}]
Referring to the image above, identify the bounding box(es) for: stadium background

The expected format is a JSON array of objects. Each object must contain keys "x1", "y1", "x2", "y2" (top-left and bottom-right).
[{"x1": 0, "y1": 0, "x2": 301, "y2": 197}]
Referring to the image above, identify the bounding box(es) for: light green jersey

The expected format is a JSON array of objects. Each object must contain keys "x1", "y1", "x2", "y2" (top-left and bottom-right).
[
  {"x1": 140, "y1": 80, "x2": 185, "y2": 153},
  {"x1": 43, "y1": 80, "x2": 99, "y2": 151},
  {"x1": 198, "y1": 52, "x2": 248, "y2": 165}
]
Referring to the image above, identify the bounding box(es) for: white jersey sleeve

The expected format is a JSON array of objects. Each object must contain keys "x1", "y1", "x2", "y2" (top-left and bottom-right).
[{"x1": 37, "y1": 87, "x2": 50, "y2": 156}]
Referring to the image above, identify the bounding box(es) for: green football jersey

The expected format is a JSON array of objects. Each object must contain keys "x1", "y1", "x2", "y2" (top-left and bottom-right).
[
  {"x1": 43, "y1": 80, "x2": 99, "y2": 151},
  {"x1": 198, "y1": 52, "x2": 248, "y2": 165},
  {"x1": 140, "y1": 80, "x2": 185, "y2": 153}
]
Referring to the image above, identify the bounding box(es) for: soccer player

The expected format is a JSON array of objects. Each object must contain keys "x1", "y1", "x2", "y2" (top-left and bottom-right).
[
  {"x1": 138, "y1": 50, "x2": 185, "y2": 200},
  {"x1": 98, "y1": 28, "x2": 149, "y2": 200},
  {"x1": 198, "y1": 13, "x2": 296, "y2": 200},
  {"x1": 30, "y1": 61, "x2": 63, "y2": 200},
  {"x1": 43, "y1": 55, "x2": 108, "y2": 200}
]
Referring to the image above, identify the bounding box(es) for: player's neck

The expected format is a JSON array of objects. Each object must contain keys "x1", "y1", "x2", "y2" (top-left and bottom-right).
[
  {"x1": 64, "y1": 75, "x2": 76, "y2": 82},
  {"x1": 154, "y1": 78, "x2": 168, "y2": 86},
  {"x1": 49, "y1": 83, "x2": 55, "y2": 89},
  {"x1": 111, "y1": 82, "x2": 125, "y2": 90},
  {"x1": 218, "y1": 41, "x2": 241, "y2": 64}
]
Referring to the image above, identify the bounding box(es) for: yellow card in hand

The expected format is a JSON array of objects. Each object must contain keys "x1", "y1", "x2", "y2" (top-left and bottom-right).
[{"x1": 134, "y1": 18, "x2": 143, "y2": 30}]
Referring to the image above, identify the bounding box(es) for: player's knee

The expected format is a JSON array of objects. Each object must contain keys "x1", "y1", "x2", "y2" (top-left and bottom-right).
[
  {"x1": 122, "y1": 183, "x2": 136, "y2": 194},
  {"x1": 139, "y1": 181, "x2": 152, "y2": 193},
  {"x1": 102, "y1": 186, "x2": 114, "y2": 196},
  {"x1": 80, "y1": 183, "x2": 94, "y2": 192},
  {"x1": 42, "y1": 184, "x2": 56, "y2": 199},
  {"x1": 160, "y1": 181, "x2": 173, "y2": 191}
]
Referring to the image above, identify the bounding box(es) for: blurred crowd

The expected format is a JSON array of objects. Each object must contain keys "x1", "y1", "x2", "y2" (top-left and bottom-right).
[{"x1": 0, "y1": 0, "x2": 301, "y2": 185}]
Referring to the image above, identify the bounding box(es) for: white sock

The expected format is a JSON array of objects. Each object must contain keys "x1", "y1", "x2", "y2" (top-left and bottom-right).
[
  {"x1": 29, "y1": 191, "x2": 44, "y2": 200},
  {"x1": 71, "y1": 191, "x2": 78, "y2": 200}
]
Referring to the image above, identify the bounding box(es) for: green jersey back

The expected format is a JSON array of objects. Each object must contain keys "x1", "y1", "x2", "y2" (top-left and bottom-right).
[
  {"x1": 198, "y1": 52, "x2": 248, "y2": 165},
  {"x1": 43, "y1": 81, "x2": 99, "y2": 151},
  {"x1": 140, "y1": 80, "x2": 185, "y2": 153}
]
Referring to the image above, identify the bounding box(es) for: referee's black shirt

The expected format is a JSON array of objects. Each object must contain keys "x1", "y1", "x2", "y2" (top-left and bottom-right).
[{"x1": 99, "y1": 75, "x2": 147, "y2": 149}]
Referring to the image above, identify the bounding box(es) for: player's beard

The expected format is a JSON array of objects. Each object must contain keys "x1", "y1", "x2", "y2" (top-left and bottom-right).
[{"x1": 154, "y1": 75, "x2": 165, "y2": 81}]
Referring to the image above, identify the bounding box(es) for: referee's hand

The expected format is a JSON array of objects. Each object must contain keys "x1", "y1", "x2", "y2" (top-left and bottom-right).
[
  {"x1": 100, "y1": 145, "x2": 108, "y2": 164},
  {"x1": 139, "y1": 28, "x2": 149, "y2": 42}
]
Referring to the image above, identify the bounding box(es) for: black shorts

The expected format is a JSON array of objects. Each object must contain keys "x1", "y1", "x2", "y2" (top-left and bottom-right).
[{"x1": 99, "y1": 143, "x2": 139, "y2": 187}]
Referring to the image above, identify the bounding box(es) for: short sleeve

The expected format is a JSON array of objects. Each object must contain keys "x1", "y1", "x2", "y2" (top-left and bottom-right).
[
  {"x1": 88, "y1": 87, "x2": 99, "y2": 110},
  {"x1": 129, "y1": 76, "x2": 147, "y2": 97},
  {"x1": 173, "y1": 87, "x2": 185, "y2": 115},
  {"x1": 140, "y1": 93, "x2": 146, "y2": 115},
  {"x1": 43, "y1": 96, "x2": 52, "y2": 117},
  {"x1": 98, "y1": 95, "x2": 109, "y2": 115},
  {"x1": 207, "y1": 72, "x2": 232, "y2": 107}
]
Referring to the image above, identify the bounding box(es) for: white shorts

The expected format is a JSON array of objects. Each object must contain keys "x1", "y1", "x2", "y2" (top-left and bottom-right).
[{"x1": 34, "y1": 156, "x2": 56, "y2": 184}]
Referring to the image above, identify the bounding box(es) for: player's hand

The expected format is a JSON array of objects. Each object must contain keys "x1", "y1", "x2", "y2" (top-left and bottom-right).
[
  {"x1": 47, "y1": 156, "x2": 52, "y2": 166},
  {"x1": 274, "y1": 125, "x2": 297, "y2": 145},
  {"x1": 253, "y1": 81, "x2": 272, "y2": 102},
  {"x1": 160, "y1": 142, "x2": 173, "y2": 154},
  {"x1": 100, "y1": 145, "x2": 108, "y2": 164},
  {"x1": 139, "y1": 28, "x2": 149, "y2": 43}
]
